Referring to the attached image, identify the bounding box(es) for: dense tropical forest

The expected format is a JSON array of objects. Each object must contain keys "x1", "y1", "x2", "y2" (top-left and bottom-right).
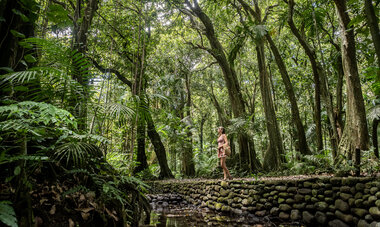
[{"x1": 0, "y1": 0, "x2": 380, "y2": 226}]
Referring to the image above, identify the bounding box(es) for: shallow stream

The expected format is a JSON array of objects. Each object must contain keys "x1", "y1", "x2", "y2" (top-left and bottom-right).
[{"x1": 141, "y1": 193, "x2": 301, "y2": 227}]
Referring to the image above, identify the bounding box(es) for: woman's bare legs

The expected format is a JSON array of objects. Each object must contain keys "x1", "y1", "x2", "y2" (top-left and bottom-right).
[{"x1": 220, "y1": 157, "x2": 231, "y2": 180}]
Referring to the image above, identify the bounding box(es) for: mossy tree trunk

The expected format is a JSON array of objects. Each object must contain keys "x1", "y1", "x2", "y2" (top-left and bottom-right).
[
  {"x1": 334, "y1": 0, "x2": 369, "y2": 163},
  {"x1": 237, "y1": 0, "x2": 285, "y2": 170}
]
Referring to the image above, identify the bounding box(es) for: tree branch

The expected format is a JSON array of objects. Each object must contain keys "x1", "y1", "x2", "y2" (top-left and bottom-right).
[
  {"x1": 263, "y1": 4, "x2": 278, "y2": 23},
  {"x1": 90, "y1": 58, "x2": 133, "y2": 89}
]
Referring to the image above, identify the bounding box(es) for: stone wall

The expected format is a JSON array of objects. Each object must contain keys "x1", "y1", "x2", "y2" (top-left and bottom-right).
[{"x1": 149, "y1": 177, "x2": 380, "y2": 226}]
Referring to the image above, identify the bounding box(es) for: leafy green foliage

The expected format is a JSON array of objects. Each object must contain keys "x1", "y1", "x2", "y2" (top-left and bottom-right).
[
  {"x1": 0, "y1": 201, "x2": 17, "y2": 227},
  {"x1": 54, "y1": 142, "x2": 101, "y2": 168}
]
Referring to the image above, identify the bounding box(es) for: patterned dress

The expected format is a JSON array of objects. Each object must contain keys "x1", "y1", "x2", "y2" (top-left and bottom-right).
[{"x1": 217, "y1": 134, "x2": 226, "y2": 158}]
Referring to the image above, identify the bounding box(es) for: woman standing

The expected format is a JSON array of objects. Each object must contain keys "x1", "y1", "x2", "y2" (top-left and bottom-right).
[{"x1": 217, "y1": 126, "x2": 232, "y2": 180}]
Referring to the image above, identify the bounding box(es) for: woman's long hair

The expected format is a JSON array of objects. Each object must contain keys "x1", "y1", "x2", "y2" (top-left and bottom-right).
[{"x1": 219, "y1": 126, "x2": 225, "y2": 134}]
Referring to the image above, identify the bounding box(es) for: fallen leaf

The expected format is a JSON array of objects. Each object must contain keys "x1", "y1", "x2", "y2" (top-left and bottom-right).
[
  {"x1": 81, "y1": 212, "x2": 90, "y2": 220},
  {"x1": 86, "y1": 191, "x2": 96, "y2": 200},
  {"x1": 75, "y1": 207, "x2": 94, "y2": 213},
  {"x1": 68, "y1": 218, "x2": 74, "y2": 227},
  {"x1": 105, "y1": 208, "x2": 119, "y2": 221},
  {"x1": 56, "y1": 184, "x2": 63, "y2": 193},
  {"x1": 49, "y1": 205, "x2": 56, "y2": 215},
  {"x1": 34, "y1": 216, "x2": 43, "y2": 227},
  {"x1": 79, "y1": 194, "x2": 85, "y2": 201},
  {"x1": 89, "y1": 201, "x2": 98, "y2": 209},
  {"x1": 39, "y1": 198, "x2": 48, "y2": 205}
]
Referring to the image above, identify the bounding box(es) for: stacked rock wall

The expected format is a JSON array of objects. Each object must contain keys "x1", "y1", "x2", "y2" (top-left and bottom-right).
[{"x1": 149, "y1": 177, "x2": 380, "y2": 226}]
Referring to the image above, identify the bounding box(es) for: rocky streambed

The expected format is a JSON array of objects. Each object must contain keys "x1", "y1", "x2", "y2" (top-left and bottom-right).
[{"x1": 143, "y1": 193, "x2": 298, "y2": 226}]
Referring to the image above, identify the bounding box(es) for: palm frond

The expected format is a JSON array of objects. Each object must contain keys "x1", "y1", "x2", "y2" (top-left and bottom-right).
[{"x1": 54, "y1": 142, "x2": 100, "y2": 167}]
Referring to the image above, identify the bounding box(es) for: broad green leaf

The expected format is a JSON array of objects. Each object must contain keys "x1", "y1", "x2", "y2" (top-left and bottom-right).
[
  {"x1": 24, "y1": 54, "x2": 37, "y2": 63},
  {"x1": 10, "y1": 30, "x2": 25, "y2": 39},
  {"x1": 13, "y1": 166, "x2": 21, "y2": 176},
  {"x1": 12, "y1": 9, "x2": 29, "y2": 22}
]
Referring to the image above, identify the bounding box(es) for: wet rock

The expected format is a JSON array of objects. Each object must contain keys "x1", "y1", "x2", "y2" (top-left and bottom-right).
[
  {"x1": 340, "y1": 193, "x2": 352, "y2": 201},
  {"x1": 290, "y1": 209, "x2": 301, "y2": 220},
  {"x1": 335, "y1": 199, "x2": 349, "y2": 212},
  {"x1": 221, "y1": 205, "x2": 231, "y2": 212},
  {"x1": 365, "y1": 214, "x2": 374, "y2": 222},
  {"x1": 356, "y1": 199, "x2": 365, "y2": 208},
  {"x1": 293, "y1": 203, "x2": 306, "y2": 209},
  {"x1": 221, "y1": 181, "x2": 228, "y2": 188},
  {"x1": 328, "y1": 219, "x2": 349, "y2": 227},
  {"x1": 275, "y1": 185, "x2": 287, "y2": 191},
  {"x1": 286, "y1": 198, "x2": 295, "y2": 204},
  {"x1": 369, "y1": 221, "x2": 380, "y2": 227},
  {"x1": 288, "y1": 187, "x2": 297, "y2": 193},
  {"x1": 330, "y1": 178, "x2": 342, "y2": 186},
  {"x1": 305, "y1": 204, "x2": 314, "y2": 210},
  {"x1": 340, "y1": 186, "x2": 351, "y2": 193},
  {"x1": 279, "y1": 204, "x2": 292, "y2": 212},
  {"x1": 279, "y1": 192, "x2": 288, "y2": 197},
  {"x1": 255, "y1": 210, "x2": 266, "y2": 217},
  {"x1": 256, "y1": 203, "x2": 264, "y2": 210},
  {"x1": 302, "y1": 211, "x2": 314, "y2": 224},
  {"x1": 356, "y1": 183, "x2": 366, "y2": 192},
  {"x1": 315, "y1": 201, "x2": 328, "y2": 211},
  {"x1": 353, "y1": 208, "x2": 369, "y2": 218},
  {"x1": 311, "y1": 197, "x2": 319, "y2": 203},
  {"x1": 315, "y1": 211, "x2": 327, "y2": 224},
  {"x1": 357, "y1": 220, "x2": 370, "y2": 227},
  {"x1": 369, "y1": 196, "x2": 377, "y2": 206},
  {"x1": 335, "y1": 210, "x2": 353, "y2": 224},
  {"x1": 370, "y1": 207, "x2": 380, "y2": 219},
  {"x1": 294, "y1": 194, "x2": 304, "y2": 202},
  {"x1": 220, "y1": 188, "x2": 229, "y2": 197},
  {"x1": 233, "y1": 208, "x2": 243, "y2": 215},
  {"x1": 278, "y1": 198, "x2": 285, "y2": 204},
  {"x1": 371, "y1": 187, "x2": 379, "y2": 195},
  {"x1": 299, "y1": 188, "x2": 312, "y2": 194},
  {"x1": 304, "y1": 182, "x2": 313, "y2": 188},
  {"x1": 376, "y1": 200, "x2": 380, "y2": 208},
  {"x1": 325, "y1": 190, "x2": 333, "y2": 196},
  {"x1": 279, "y1": 212, "x2": 290, "y2": 219},
  {"x1": 264, "y1": 202, "x2": 272, "y2": 209},
  {"x1": 342, "y1": 177, "x2": 359, "y2": 186},
  {"x1": 348, "y1": 198, "x2": 355, "y2": 207},
  {"x1": 270, "y1": 207, "x2": 279, "y2": 216}
]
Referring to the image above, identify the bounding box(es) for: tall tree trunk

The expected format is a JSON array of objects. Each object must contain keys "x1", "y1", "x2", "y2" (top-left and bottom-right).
[
  {"x1": 199, "y1": 115, "x2": 206, "y2": 153},
  {"x1": 237, "y1": 0, "x2": 284, "y2": 170},
  {"x1": 133, "y1": 117, "x2": 148, "y2": 174},
  {"x1": 266, "y1": 34, "x2": 311, "y2": 155},
  {"x1": 364, "y1": 0, "x2": 380, "y2": 80},
  {"x1": 182, "y1": 72, "x2": 195, "y2": 176},
  {"x1": 334, "y1": 0, "x2": 369, "y2": 162},
  {"x1": 256, "y1": 41, "x2": 285, "y2": 170},
  {"x1": 287, "y1": 0, "x2": 339, "y2": 155},
  {"x1": 0, "y1": 0, "x2": 39, "y2": 103},
  {"x1": 146, "y1": 112, "x2": 174, "y2": 179},
  {"x1": 70, "y1": 0, "x2": 98, "y2": 130},
  {"x1": 186, "y1": 0, "x2": 257, "y2": 171},
  {"x1": 0, "y1": 2, "x2": 37, "y2": 224},
  {"x1": 373, "y1": 118, "x2": 379, "y2": 159}
]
